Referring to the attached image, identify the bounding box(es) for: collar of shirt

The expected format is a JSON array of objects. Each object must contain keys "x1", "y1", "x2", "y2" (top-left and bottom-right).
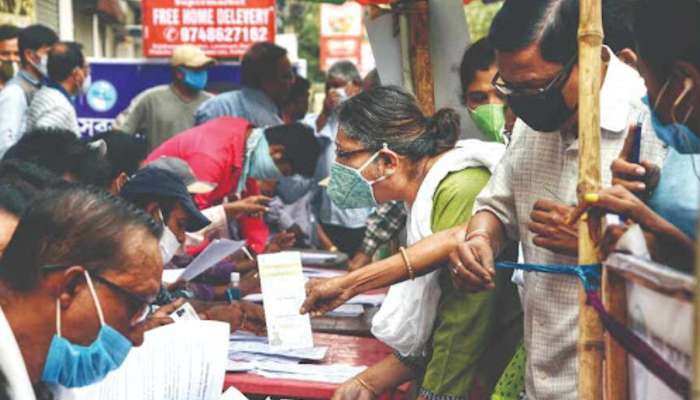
[
  {"x1": 47, "y1": 80, "x2": 75, "y2": 103},
  {"x1": 18, "y1": 70, "x2": 42, "y2": 88},
  {"x1": 561, "y1": 47, "x2": 646, "y2": 151},
  {"x1": 240, "y1": 87, "x2": 280, "y2": 117}
]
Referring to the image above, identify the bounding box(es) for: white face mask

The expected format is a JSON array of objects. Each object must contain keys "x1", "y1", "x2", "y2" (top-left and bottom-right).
[
  {"x1": 158, "y1": 210, "x2": 181, "y2": 265},
  {"x1": 80, "y1": 74, "x2": 92, "y2": 95},
  {"x1": 31, "y1": 53, "x2": 48, "y2": 77}
]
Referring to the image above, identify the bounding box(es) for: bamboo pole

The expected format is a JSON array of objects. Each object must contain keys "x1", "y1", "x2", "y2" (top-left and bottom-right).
[
  {"x1": 406, "y1": 0, "x2": 435, "y2": 115},
  {"x1": 577, "y1": 0, "x2": 605, "y2": 399}
]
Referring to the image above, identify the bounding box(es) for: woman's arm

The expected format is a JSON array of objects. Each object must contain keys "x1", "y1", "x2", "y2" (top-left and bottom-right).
[
  {"x1": 332, "y1": 354, "x2": 416, "y2": 400},
  {"x1": 301, "y1": 223, "x2": 466, "y2": 315}
]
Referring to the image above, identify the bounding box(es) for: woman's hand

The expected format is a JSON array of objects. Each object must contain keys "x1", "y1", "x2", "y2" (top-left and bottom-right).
[
  {"x1": 300, "y1": 277, "x2": 355, "y2": 317},
  {"x1": 568, "y1": 185, "x2": 657, "y2": 229},
  {"x1": 332, "y1": 378, "x2": 377, "y2": 400}
]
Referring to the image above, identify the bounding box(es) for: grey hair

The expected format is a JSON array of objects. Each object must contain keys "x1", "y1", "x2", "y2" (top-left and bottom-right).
[
  {"x1": 338, "y1": 86, "x2": 460, "y2": 161},
  {"x1": 327, "y1": 61, "x2": 362, "y2": 84}
]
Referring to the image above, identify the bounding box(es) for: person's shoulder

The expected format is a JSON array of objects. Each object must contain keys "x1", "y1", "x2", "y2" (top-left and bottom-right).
[
  {"x1": 0, "y1": 81, "x2": 25, "y2": 100},
  {"x1": 438, "y1": 166, "x2": 491, "y2": 196}
]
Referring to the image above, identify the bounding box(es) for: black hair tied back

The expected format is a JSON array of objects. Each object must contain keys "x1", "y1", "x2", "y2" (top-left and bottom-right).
[{"x1": 426, "y1": 108, "x2": 460, "y2": 156}]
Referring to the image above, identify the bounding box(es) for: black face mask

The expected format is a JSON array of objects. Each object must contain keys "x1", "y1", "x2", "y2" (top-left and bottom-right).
[
  {"x1": 508, "y1": 88, "x2": 576, "y2": 132},
  {"x1": 500, "y1": 57, "x2": 577, "y2": 133}
]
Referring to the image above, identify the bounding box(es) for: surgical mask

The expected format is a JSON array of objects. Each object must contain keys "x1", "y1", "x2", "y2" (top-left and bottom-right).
[
  {"x1": 247, "y1": 129, "x2": 282, "y2": 181},
  {"x1": 179, "y1": 67, "x2": 208, "y2": 91},
  {"x1": 644, "y1": 78, "x2": 700, "y2": 154},
  {"x1": 0, "y1": 60, "x2": 17, "y2": 82},
  {"x1": 80, "y1": 74, "x2": 92, "y2": 96},
  {"x1": 30, "y1": 52, "x2": 48, "y2": 77},
  {"x1": 327, "y1": 146, "x2": 392, "y2": 209},
  {"x1": 469, "y1": 103, "x2": 506, "y2": 143},
  {"x1": 159, "y1": 210, "x2": 181, "y2": 265},
  {"x1": 41, "y1": 271, "x2": 133, "y2": 388}
]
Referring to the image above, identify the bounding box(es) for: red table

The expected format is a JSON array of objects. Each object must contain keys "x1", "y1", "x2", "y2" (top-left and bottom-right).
[{"x1": 224, "y1": 333, "x2": 410, "y2": 399}]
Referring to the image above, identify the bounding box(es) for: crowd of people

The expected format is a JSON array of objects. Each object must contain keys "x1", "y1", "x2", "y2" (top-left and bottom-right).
[{"x1": 0, "y1": 0, "x2": 697, "y2": 399}]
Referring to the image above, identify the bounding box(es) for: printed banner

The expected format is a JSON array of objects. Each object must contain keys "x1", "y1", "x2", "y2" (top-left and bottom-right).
[{"x1": 142, "y1": 0, "x2": 276, "y2": 58}]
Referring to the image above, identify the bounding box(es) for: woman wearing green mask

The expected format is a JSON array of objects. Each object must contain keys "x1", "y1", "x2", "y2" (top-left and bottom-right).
[
  {"x1": 328, "y1": 86, "x2": 521, "y2": 400},
  {"x1": 460, "y1": 38, "x2": 509, "y2": 143}
]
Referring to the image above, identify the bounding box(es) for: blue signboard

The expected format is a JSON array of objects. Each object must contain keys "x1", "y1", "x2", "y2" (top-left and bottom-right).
[{"x1": 76, "y1": 59, "x2": 241, "y2": 137}]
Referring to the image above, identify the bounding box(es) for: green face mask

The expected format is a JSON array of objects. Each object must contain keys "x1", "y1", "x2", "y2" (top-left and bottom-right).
[
  {"x1": 469, "y1": 103, "x2": 506, "y2": 143},
  {"x1": 0, "y1": 60, "x2": 17, "y2": 83}
]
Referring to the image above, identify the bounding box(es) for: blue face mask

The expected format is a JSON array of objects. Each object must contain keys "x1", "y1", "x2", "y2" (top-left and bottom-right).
[
  {"x1": 179, "y1": 67, "x2": 208, "y2": 91},
  {"x1": 644, "y1": 78, "x2": 700, "y2": 154},
  {"x1": 42, "y1": 271, "x2": 133, "y2": 388},
  {"x1": 246, "y1": 128, "x2": 282, "y2": 181},
  {"x1": 327, "y1": 145, "x2": 392, "y2": 209}
]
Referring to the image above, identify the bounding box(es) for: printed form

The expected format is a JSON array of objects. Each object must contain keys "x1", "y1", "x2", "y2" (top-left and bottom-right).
[{"x1": 258, "y1": 251, "x2": 314, "y2": 351}]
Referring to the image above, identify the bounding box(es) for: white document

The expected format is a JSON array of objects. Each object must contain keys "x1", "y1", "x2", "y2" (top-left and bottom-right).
[
  {"x1": 219, "y1": 386, "x2": 250, "y2": 400},
  {"x1": 179, "y1": 239, "x2": 245, "y2": 282},
  {"x1": 252, "y1": 362, "x2": 367, "y2": 384},
  {"x1": 258, "y1": 251, "x2": 314, "y2": 350},
  {"x1": 230, "y1": 340, "x2": 328, "y2": 361},
  {"x1": 161, "y1": 268, "x2": 186, "y2": 284},
  {"x1": 63, "y1": 321, "x2": 230, "y2": 400},
  {"x1": 347, "y1": 294, "x2": 386, "y2": 306}
]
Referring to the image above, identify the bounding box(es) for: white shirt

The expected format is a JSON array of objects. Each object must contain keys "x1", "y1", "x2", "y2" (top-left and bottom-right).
[
  {"x1": 473, "y1": 49, "x2": 668, "y2": 399},
  {"x1": 0, "y1": 306, "x2": 36, "y2": 400},
  {"x1": 25, "y1": 86, "x2": 80, "y2": 136}
]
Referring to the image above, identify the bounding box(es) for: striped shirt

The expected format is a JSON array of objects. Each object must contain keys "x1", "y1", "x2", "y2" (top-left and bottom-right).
[
  {"x1": 25, "y1": 86, "x2": 80, "y2": 136},
  {"x1": 473, "y1": 49, "x2": 668, "y2": 399}
]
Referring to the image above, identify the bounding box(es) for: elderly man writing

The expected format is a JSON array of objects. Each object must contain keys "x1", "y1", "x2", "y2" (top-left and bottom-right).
[{"x1": 0, "y1": 186, "x2": 164, "y2": 398}]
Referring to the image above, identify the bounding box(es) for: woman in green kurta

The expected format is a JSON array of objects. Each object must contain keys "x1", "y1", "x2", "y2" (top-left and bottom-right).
[{"x1": 326, "y1": 86, "x2": 521, "y2": 400}]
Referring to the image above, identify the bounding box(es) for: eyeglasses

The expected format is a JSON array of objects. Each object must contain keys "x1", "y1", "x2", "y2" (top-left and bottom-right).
[
  {"x1": 492, "y1": 56, "x2": 577, "y2": 97},
  {"x1": 335, "y1": 147, "x2": 375, "y2": 159},
  {"x1": 41, "y1": 264, "x2": 156, "y2": 319}
]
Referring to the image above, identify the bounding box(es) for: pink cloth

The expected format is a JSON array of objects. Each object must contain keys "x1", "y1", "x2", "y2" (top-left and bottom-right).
[{"x1": 147, "y1": 116, "x2": 268, "y2": 253}]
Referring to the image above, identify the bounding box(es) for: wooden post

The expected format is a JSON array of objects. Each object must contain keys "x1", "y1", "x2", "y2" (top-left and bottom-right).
[
  {"x1": 692, "y1": 216, "x2": 700, "y2": 399},
  {"x1": 406, "y1": 0, "x2": 435, "y2": 115},
  {"x1": 577, "y1": 0, "x2": 604, "y2": 399},
  {"x1": 603, "y1": 269, "x2": 628, "y2": 399}
]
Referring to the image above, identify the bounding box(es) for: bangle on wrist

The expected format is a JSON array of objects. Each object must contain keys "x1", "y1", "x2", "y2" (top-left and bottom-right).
[
  {"x1": 466, "y1": 229, "x2": 498, "y2": 254},
  {"x1": 399, "y1": 246, "x2": 415, "y2": 280},
  {"x1": 355, "y1": 376, "x2": 379, "y2": 397}
]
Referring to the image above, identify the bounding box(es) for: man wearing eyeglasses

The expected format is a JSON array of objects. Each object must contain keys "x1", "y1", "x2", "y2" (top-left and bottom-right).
[
  {"x1": 445, "y1": 0, "x2": 667, "y2": 399},
  {"x1": 0, "y1": 186, "x2": 164, "y2": 398}
]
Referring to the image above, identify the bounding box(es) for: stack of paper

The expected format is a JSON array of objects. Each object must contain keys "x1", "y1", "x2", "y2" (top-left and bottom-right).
[
  {"x1": 63, "y1": 321, "x2": 230, "y2": 400},
  {"x1": 252, "y1": 362, "x2": 367, "y2": 384},
  {"x1": 325, "y1": 304, "x2": 365, "y2": 318}
]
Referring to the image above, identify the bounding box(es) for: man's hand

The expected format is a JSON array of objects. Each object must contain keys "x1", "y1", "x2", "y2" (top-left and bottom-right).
[
  {"x1": 265, "y1": 231, "x2": 297, "y2": 253},
  {"x1": 447, "y1": 234, "x2": 496, "y2": 292},
  {"x1": 202, "y1": 302, "x2": 266, "y2": 335},
  {"x1": 300, "y1": 277, "x2": 355, "y2": 317},
  {"x1": 321, "y1": 89, "x2": 343, "y2": 116},
  {"x1": 611, "y1": 123, "x2": 660, "y2": 196},
  {"x1": 528, "y1": 199, "x2": 578, "y2": 256},
  {"x1": 127, "y1": 298, "x2": 185, "y2": 345},
  {"x1": 348, "y1": 252, "x2": 372, "y2": 272},
  {"x1": 224, "y1": 195, "x2": 271, "y2": 219}
]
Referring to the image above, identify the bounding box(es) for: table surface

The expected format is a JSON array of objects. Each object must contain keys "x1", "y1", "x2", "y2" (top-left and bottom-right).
[{"x1": 223, "y1": 333, "x2": 409, "y2": 400}]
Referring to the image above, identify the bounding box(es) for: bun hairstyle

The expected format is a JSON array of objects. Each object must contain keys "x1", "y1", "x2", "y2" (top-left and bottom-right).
[{"x1": 338, "y1": 85, "x2": 460, "y2": 161}]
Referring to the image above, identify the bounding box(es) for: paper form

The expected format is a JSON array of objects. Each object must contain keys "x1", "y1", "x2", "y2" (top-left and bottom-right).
[
  {"x1": 257, "y1": 251, "x2": 314, "y2": 351},
  {"x1": 166, "y1": 239, "x2": 244, "y2": 282},
  {"x1": 61, "y1": 321, "x2": 230, "y2": 400}
]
